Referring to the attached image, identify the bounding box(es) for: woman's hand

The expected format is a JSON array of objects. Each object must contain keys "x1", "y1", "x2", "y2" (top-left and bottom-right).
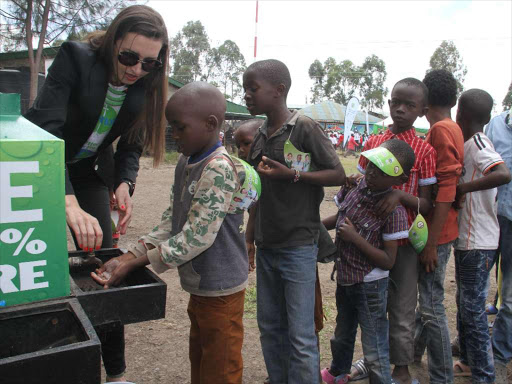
[
  {"x1": 115, "y1": 183, "x2": 133, "y2": 235},
  {"x1": 66, "y1": 195, "x2": 103, "y2": 251}
]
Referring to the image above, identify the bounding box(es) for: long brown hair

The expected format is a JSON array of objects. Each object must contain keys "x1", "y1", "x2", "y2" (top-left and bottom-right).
[{"x1": 87, "y1": 5, "x2": 169, "y2": 166}]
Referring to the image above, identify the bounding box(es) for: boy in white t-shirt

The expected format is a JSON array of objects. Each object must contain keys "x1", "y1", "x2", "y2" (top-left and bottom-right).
[{"x1": 453, "y1": 89, "x2": 511, "y2": 382}]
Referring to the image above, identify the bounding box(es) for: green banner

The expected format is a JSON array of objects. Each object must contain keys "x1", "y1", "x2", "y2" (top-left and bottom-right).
[{"x1": 0, "y1": 93, "x2": 69, "y2": 307}]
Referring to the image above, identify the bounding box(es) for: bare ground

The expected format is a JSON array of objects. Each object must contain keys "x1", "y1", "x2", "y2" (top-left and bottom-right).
[{"x1": 71, "y1": 155, "x2": 510, "y2": 384}]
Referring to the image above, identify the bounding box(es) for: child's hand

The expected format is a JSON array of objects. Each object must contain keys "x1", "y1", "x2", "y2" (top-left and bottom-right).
[
  {"x1": 337, "y1": 217, "x2": 359, "y2": 243},
  {"x1": 91, "y1": 252, "x2": 137, "y2": 289},
  {"x1": 247, "y1": 242, "x2": 256, "y2": 272},
  {"x1": 419, "y1": 244, "x2": 438, "y2": 273},
  {"x1": 453, "y1": 184, "x2": 466, "y2": 210},
  {"x1": 257, "y1": 156, "x2": 295, "y2": 180},
  {"x1": 346, "y1": 173, "x2": 363, "y2": 188},
  {"x1": 374, "y1": 190, "x2": 402, "y2": 218}
]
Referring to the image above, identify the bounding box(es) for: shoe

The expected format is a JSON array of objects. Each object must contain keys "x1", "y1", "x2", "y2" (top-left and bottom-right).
[
  {"x1": 453, "y1": 361, "x2": 472, "y2": 377},
  {"x1": 349, "y1": 359, "x2": 369, "y2": 381},
  {"x1": 321, "y1": 368, "x2": 350, "y2": 384}
]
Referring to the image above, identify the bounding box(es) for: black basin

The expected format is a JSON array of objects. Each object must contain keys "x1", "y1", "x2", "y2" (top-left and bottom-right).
[
  {"x1": 0, "y1": 298, "x2": 101, "y2": 384},
  {"x1": 68, "y1": 248, "x2": 167, "y2": 326}
]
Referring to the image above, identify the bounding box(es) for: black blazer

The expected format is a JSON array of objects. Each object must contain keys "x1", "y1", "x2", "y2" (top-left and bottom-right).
[{"x1": 25, "y1": 41, "x2": 145, "y2": 195}]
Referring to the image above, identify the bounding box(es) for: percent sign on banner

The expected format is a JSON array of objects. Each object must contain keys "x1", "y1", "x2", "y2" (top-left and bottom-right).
[
  {"x1": 0, "y1": 228, "x2": 47, "y2": 256},
  {"x1": 0, "y1": 93, "x2": 69, "y2": 307}
]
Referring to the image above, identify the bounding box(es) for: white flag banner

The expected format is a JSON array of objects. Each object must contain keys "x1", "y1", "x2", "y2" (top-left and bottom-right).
[{"x1": 343, "y1": 97, "x2": 359, "y2": 146}]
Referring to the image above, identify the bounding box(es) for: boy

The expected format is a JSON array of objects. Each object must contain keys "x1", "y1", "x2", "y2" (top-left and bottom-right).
[
  {"x1": 352, "y1": 78, "x2": 436, "y2": 384},
  {"x1": 243, "y1": 59, "x2": 345, "y2": 383},
  {"x1": 486, "y1": 107, "x2": 512, "y2": 384},
  {"x1": 235, "y1": 119, "x2": 263, "y2": 162},
  {"x1": 321, "y1": 139, "x2": 413, "y2": 384},
  {"x1": 414, "y1": 69, "x2": 464, "y2": 384},
  {"x1": 92, "y1": 82, "x2": 249, "y2": 384},
  {"x1": 235, "y1": 118, "x2": 263, "y2": 271},
  {"x1": 452, "y1": 89, "x2": 511, "y2": 382}
]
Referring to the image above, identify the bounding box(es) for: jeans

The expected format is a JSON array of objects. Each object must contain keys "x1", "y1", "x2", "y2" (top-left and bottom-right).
[
  {"x1": 493, "y1": 215, "x2": 512, "y2": 365},
  {"x1": 455, "y1": 249, "x2": 497, "y2": 383},
  {"x1": 415, "y1": 242, "x2": 454, "y2": 384},
  {"x1": 330, "y1": 279, "x2": 391, "y2": 384},
  {"x1": 257, "y1": 245, "x2": 319, "y2": 384}
]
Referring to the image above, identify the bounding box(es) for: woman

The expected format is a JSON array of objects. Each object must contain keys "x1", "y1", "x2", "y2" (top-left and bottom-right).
[{"x1": 25, "y1": 5, "x2": 169, "y2": 382}]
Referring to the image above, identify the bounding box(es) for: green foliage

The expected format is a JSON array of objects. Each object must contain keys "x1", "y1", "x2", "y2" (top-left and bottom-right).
[
  {"x1": 170, "y1": 20, "x2": 210, "y2": 84},
  {"x1": 426, "y1": 40, "x2": 467, "y2": 96},
  {"x1": 204, "y1": 40, "x2": 246, "y2": 102},
  {"x1": 0, "y1": 0, "x2": 132, "y2": 50},
  {"x1": 503, "y1": 82, "x2": 512, "y2": 111},
  {"x1": 359, "y1": 54, "x2": 388, "y2": 111},
  {"x1": 308, "y1": 55, "x2": 387, "y2": 112},
  {"x1": 169, "y1": 21, "x2": 247, "y2": 103}
]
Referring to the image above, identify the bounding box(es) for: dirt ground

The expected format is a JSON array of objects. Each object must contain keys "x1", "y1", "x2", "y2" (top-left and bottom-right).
[{"x1": 78, "y1": 155, "x2": 510, "y2": 384}]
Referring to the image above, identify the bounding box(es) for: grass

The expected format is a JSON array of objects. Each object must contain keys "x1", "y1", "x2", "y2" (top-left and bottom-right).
[
  {"x1": 164, "y1": 151, "x2": 180, "y2": 164},
  {"x1": 244, "y1": 283, "x2": 258, "y2": 319}
]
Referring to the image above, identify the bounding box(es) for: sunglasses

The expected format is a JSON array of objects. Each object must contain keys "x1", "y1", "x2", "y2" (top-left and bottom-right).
[{"x1": 118, "y1": 51, "x2": 162, "y2": 72}]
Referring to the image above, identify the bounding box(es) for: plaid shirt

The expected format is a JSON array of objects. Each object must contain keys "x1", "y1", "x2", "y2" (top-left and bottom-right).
[
  {"x1": 335, "y1": 178, "x2": 409, "y2": 285},
  {"x1": 358, "y1": 128, "x2": 437, "y2": 244}
]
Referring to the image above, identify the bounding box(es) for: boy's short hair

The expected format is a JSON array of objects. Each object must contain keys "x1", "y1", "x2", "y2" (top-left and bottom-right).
[
  {"x1": 394, "y1": 77, "x2": 429, "y2": 106},
  {"x1": 237, "y1": 119, "x2": 263, "y2": 135},
  {"x1": 459, "y1": 89, "x2": 494, "y2": 124},
  {"x1": 246, "y1": 59, "x2": 292, "y2": 96},
  {"x1": 423, "y1": 69, "x2": 458, "y2": 107},
  {"x1": 381, "y1": 139, "x2": 416, "y2": 175}
]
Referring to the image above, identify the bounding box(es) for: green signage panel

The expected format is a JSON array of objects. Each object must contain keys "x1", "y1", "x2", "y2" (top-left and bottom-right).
[{"x1": 0, "y1": 93, "x2": 69, "y2": 307}]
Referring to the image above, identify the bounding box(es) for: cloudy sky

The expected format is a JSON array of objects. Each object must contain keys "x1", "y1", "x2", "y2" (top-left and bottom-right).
[{"x1": 148, "y1": 0, "x2": 511, "y2": 120}]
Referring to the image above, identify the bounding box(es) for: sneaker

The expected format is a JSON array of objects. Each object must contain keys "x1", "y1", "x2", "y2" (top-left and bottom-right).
[{"x1": 321, "y1": 368, "x2": 350, "y2": 384}]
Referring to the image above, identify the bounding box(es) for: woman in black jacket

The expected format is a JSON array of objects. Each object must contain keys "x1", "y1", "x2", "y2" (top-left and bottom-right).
[{"x1": 25, "y1": 5, "x2": 169, "y2": 382}]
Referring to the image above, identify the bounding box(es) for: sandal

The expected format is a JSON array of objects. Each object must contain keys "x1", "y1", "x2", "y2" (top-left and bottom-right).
[
  {"x1": 453, "y1": 361, "x2": 472, "y2": 377},
  {"x1": 349, "y1": 359, "x2": 369, "y2": 381}
]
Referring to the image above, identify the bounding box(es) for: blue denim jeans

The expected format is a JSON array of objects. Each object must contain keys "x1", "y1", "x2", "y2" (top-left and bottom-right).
[
  {"x1": 415, "y1": 242, "x2": 454, "y2": 384},
  {"x1": 330, "y1": 278, "x2": 391, "y2": 384},
  {"x1": 455, "y1": 249, "x2": 497, "y2": 384},
  {"x1": 256, "y1": 245, "x2": 319, "y2": 384},
  {"x1": 493, "y1": 215, "x2": 512, "y2": 365}
]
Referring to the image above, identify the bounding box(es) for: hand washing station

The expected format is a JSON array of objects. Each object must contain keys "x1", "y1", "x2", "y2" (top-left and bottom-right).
[{"x1": 0, "y1": 93, "x2": 167, "y2": 383}]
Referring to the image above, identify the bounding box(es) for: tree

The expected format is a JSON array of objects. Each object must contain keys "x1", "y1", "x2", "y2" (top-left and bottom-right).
[
  {"x1": 308, "y1": 59, "x2": 325, "y2": 103},
  {"x1": 0, "y1": 0, "x2": 132, "y2": 107},
  {"x1": 169, "y1": 20, "x2": 210, "y2": 84},
  {"x1": 206, "y1": 40, "x2": 246, "y2": 102},
  {"x1": 503, "y1": 82, "x2": 512, "y2": 111},
  {"x1": 426, "y1": 40, "x2": 467, "y2": 96},
  {"x1": 359, "y1": 54, "x2": 388, "y2": 112},
  {"x1": 307, "y1": 55, "x2": 385, "y2": 111}
]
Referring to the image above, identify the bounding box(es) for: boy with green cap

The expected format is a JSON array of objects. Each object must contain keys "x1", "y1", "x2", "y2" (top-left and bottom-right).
[{"x1": 321, "y1": 139, "x2": 414, "y2": 384}]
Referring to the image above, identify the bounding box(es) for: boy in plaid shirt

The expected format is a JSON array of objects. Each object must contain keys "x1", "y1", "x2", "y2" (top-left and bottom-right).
[{"x1": 321, "y1": 139, "x2": 413, "y2": 384}]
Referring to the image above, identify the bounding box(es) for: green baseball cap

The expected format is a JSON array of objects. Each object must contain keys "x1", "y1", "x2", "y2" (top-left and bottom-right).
[{"x1": 362, "y1": 147, "x2": 403, "y2": 176}]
